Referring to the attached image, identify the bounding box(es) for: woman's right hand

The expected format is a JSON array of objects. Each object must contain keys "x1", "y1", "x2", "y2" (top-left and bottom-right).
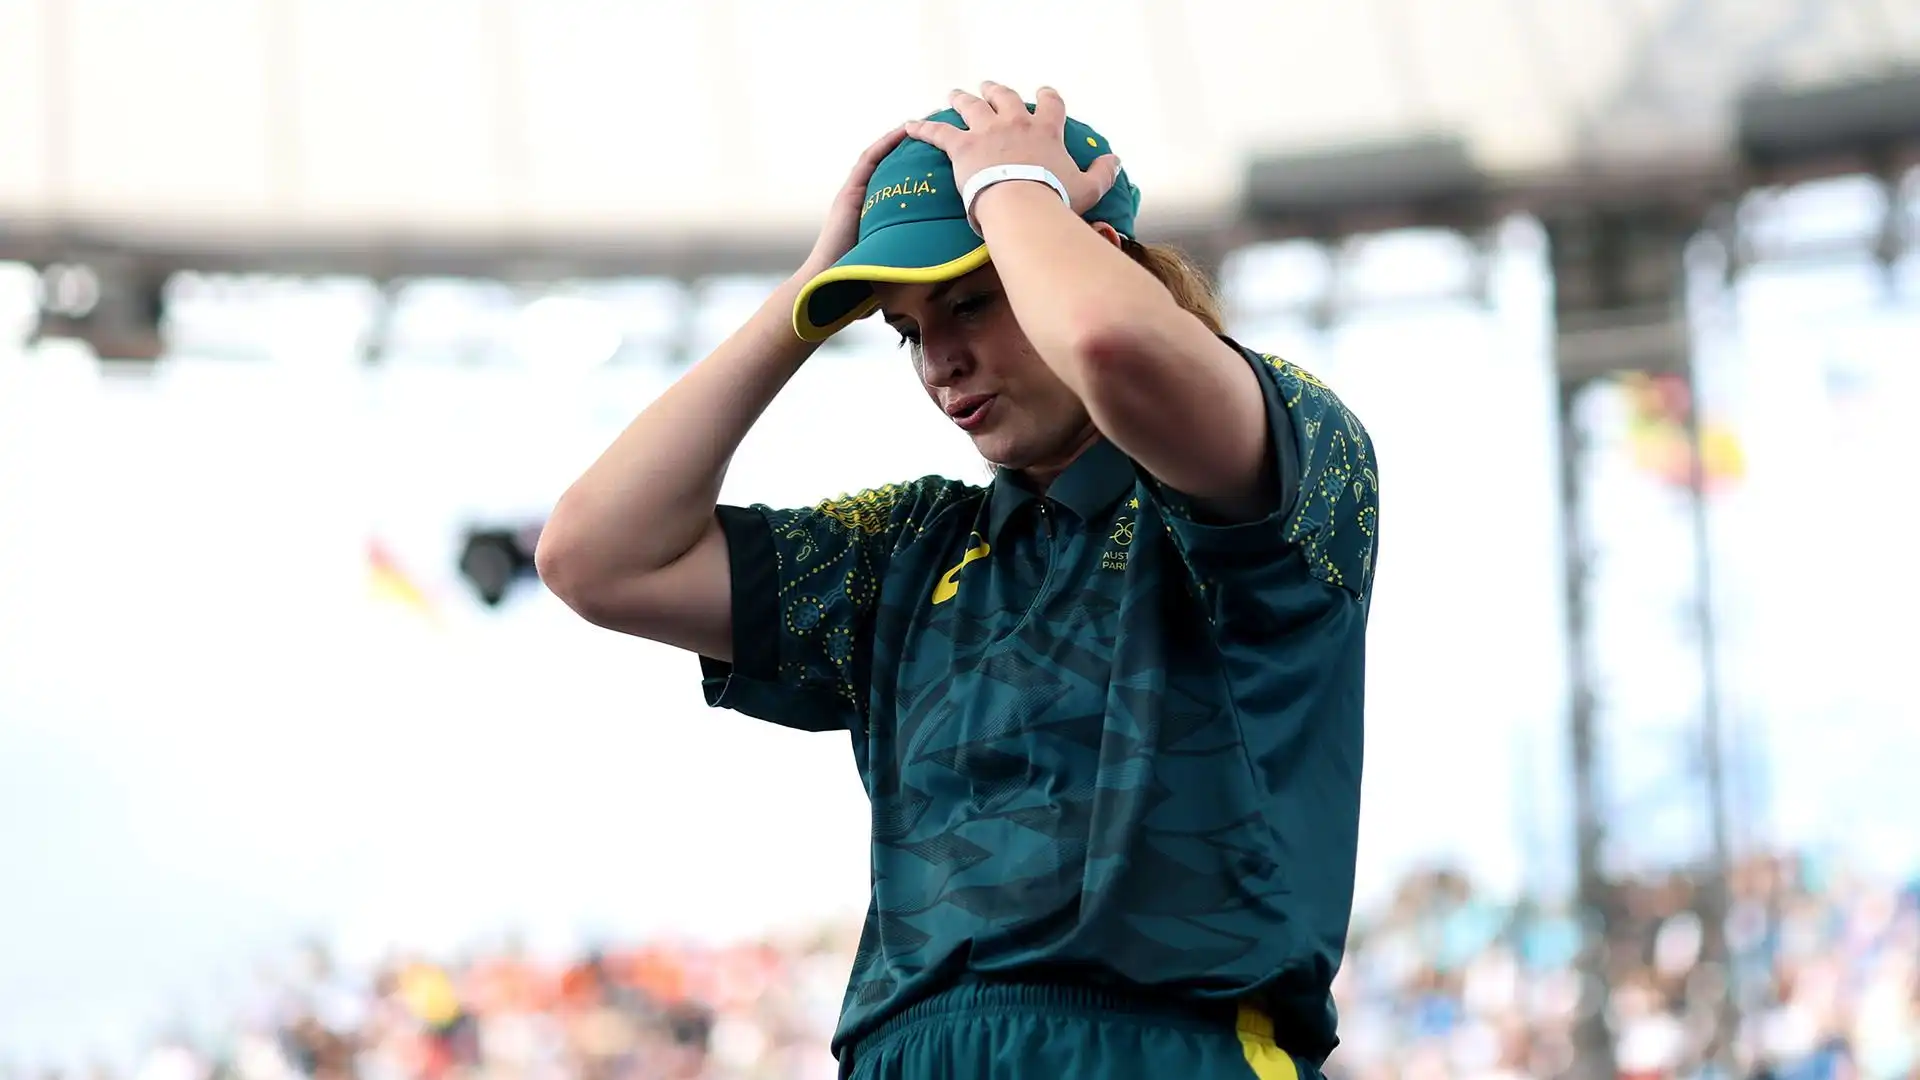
[
  {"x1": 799, "y1": 124, "x2": 910, "y2": 278},
  {"x1": 545, "y1": 132, "x2": 913, "y2": 660}
]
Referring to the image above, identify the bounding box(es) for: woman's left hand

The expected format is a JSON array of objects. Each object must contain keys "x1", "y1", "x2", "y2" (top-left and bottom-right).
[{"x1": 905, "y1": 83, "x2": 1121, "y2": 216}]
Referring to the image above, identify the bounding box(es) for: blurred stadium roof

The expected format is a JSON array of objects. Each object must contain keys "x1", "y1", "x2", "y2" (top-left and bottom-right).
[{"x1": 1, "y1": 0, "x2": 1916, "y2": 276}]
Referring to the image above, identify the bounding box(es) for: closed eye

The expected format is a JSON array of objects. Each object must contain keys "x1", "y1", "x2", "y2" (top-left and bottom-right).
[
  {"x1": 887, "y1": 290, "x2": 991, "y2": 348},
  {"x1": 951, "y1": 292, "x2": 994, "y2": 319}
]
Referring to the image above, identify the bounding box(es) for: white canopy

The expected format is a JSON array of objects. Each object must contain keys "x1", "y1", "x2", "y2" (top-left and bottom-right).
[{"x1": 0, "y1": 0, "x2": 1913, "y2": 248}]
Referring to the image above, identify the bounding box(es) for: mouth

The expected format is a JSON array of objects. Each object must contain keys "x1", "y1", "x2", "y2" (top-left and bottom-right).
[{"x1": 946, "y1": 394, "x2": 997, "y2": 432}]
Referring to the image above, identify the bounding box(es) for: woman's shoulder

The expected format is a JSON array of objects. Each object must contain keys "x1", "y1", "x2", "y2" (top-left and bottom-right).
[{"x1": 801, "y1": 474, "x2": 986, "y2": 541}]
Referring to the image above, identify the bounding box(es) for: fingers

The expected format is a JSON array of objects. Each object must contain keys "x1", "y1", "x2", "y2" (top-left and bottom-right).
[
  {"x1": 847, "y1": 124, "x2": 910, "y2": 187},
  {"x1": 979, "y1": 81, "x2": 1026, "y2": 115},
  {"x1": 947, "y1": 87, "x2": 993, "y2": 128},
  {"x1": 1072, "y1": 153, "x2": 1123, "y2": 213},
  {"x1": 903, "y1": 119, "x2": 959, "y2": 152},
  {"x1": 913, "y1": 84, "x2": 1091, "y2": 176},
  {"x1": 858, "y1": 125, "x2": 910, "y2": 167},
  {"x1": 1084, "y1": 153, "x2": 1122, "y2": 192},
  {"x1": 1032, "y1": 86, "x2": 1067, "y2": 128}
]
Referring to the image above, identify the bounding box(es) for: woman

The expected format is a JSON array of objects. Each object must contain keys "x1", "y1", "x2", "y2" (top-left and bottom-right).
[{"x1": 537, "y1": 84, "x2": 1379, "y2": 1080}]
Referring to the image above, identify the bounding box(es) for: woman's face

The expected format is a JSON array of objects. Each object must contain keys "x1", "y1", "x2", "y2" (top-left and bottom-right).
[{"x1": 875, "y1": 263, "x2": 1097, "y2": 478}]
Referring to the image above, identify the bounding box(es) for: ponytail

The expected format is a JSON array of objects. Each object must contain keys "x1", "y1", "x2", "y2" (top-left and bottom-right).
[{"x1": 1121, "y1": 236, "x2": 1226, "y2": 335}]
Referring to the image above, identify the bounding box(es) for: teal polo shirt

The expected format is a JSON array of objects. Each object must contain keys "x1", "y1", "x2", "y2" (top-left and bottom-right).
[{"x1": 700, "y1": 339, "x2": 1379, "y2": 1065}]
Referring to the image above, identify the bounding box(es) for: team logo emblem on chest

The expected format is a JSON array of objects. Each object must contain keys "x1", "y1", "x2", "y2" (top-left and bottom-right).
[{"x1": 1101, "y1": 501, "x2": 1136, "y2": 572}]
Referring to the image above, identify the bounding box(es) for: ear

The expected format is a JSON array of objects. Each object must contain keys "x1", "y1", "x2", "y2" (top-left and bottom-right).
[{"x1": 1089, "y1": 221, "x2": 1125, "y2": 249}]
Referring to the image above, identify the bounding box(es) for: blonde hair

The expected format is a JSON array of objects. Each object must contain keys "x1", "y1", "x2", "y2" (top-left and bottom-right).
[{"x1": 1121, "y1": 237, "x2": 1226, "y2": 334}]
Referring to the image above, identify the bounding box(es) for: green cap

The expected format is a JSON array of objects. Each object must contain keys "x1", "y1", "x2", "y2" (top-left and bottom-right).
[{"x1": 792, "y1": 106, "x2": 1138, "y2": 343}]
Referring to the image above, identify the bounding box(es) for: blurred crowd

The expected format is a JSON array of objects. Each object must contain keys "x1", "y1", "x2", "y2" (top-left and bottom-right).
[
  {"x1": 1333, "y1": 853, "x2": 1918, "y2": 1080},
  {"x1": 116, "y1": 924, "x2": 863, "y2": 1080},
  {"x1": 18, "y1": 851, "x2": 1917, "y2": 1080}
]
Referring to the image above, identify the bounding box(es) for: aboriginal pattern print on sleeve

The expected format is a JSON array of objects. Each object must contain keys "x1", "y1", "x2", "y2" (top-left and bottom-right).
[
  {"x1": 1261, "y1": 353, "x2": 1380, "y2": 601},
  {"x1": 756, "y1": 476, "x2": 972, "y2": 712},
  {"x1": 1140, "y1": 347, "x2": 1379, "y2": 610}
]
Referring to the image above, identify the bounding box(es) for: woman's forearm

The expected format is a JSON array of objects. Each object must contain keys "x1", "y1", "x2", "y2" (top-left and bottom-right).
[{"x1": 537, "y1": 273, "x2": 818, "y2": 594}]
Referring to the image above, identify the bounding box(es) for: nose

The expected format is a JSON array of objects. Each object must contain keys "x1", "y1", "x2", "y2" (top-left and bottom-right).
[{"x1": 916, "y1": 328, "x2": 973, "y2": 388}]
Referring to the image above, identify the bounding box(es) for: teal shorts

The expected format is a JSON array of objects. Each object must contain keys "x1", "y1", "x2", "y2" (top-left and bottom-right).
[{"x1": 840, "y1": 980, "x2": 1319, "y2": 1080}]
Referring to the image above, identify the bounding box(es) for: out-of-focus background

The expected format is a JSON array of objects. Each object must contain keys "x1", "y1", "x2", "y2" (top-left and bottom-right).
[{"x1": 2, "y1": 2, "x2": 1918, "y2": 1079}]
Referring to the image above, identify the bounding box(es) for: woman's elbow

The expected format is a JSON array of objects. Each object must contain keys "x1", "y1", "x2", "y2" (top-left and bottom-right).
[
  {"x1": 1062, "y1": 305, "x2": 1160, "y2": 379},
  {"x1": 533, "y1": 508, "x2": 605, "y2": 615},
  {"x1": 536, "y1": 537, "x2": 637, "y2": 633},
  {"x1": 533, "y1": 495, "x2": 622, "y2": 614}
]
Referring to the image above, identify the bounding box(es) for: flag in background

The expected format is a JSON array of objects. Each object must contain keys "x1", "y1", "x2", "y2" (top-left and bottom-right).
[
  {"x1": 367, "y1": 537, "x2": 442, "y2": 625},
  {"x1": 1618, "y1": 372, "x2": 1747, "y2": 494}
]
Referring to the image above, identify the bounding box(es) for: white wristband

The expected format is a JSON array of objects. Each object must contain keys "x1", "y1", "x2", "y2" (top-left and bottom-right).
[{"x1": 961, "y1": 164, "x2": 1072, "y2": 236}]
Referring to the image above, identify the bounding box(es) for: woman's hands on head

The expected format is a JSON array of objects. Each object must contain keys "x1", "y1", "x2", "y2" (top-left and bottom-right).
[
  {"x1": 801, "y1": 124, "x2": 910, "y2": 279},
  {"x1": 906, "y1": 83, "x2": 1121, "y2": 216}
]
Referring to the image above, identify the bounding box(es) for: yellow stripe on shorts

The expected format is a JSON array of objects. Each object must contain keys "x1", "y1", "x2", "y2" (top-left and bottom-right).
[{"x1": 1235, "y1": 1003, "x2": 1301, "y2": 1080}]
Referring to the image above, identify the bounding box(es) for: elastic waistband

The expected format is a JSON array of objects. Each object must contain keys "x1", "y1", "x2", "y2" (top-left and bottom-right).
[{"x1": 845, "y1": 978, "x2": 1241, "y2": 1066}]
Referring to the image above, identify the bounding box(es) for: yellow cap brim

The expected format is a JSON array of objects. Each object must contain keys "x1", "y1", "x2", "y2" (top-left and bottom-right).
[{"x1": 791, "y1": 218, "x2": 992, "y2": 343}]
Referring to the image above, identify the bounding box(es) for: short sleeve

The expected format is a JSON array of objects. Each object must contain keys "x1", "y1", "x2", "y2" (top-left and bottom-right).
[
  {"x1": 1141, "y1": 343, "x2": 1380, "y2": 620},
  {"x1": 700, "y1": 475, "x2": 971, "y2": 733}
]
